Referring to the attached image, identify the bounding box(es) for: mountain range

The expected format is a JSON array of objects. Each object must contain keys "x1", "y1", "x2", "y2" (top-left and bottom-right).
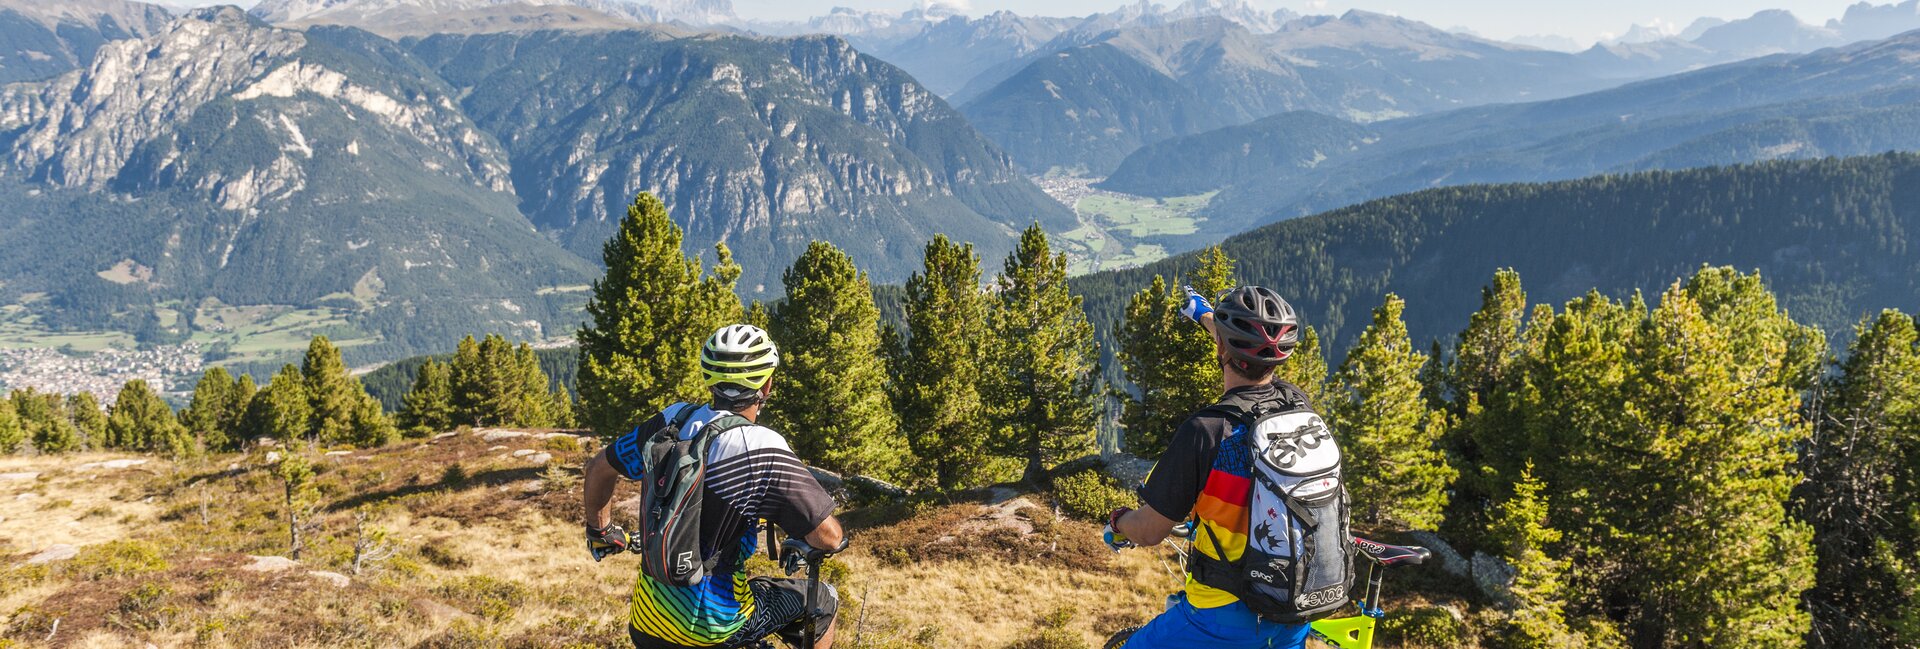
[
  {"x1": 1097, "y1": 27, "x2": 1920, "y2": 243},
  {"x1": 1075, "y1": 153, "x2": 1920, "y2": 357},
  {"x1": 0, "y1": 3, "x2": 1066, "y2": 362},
  {"x1": 0, "y1": 0, "x2": 171, "y2": 84}
]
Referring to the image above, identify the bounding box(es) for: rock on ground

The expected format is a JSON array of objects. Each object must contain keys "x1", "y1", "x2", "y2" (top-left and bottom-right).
[
  {"x1": 26, "y1": 544, "x2": 78, "y2": 564},
  {"x1": 510, "y1": 449, "x2": 536, "y2": 457},
  {"x1": 1408, "y1": 530, "x2": 1469, "y2": 578},
  {"x1": 308, "y1": 570, "x2": 350, "y2": 588},
  {"x1": 76, "y1": 459, "x2": 149, "y2": 471},
  {"x1": 524, "y1": 452, "x2": 552, "y2": 465},
  {"x1": 243, "y1": 555, "x2": 301, "y2": 572},
  {"x1": 0, "y1": 471, "x2": 39, "y2": 481},
  {"x1": 479, "y1": 429, "x2": 530, "y2": 441}
]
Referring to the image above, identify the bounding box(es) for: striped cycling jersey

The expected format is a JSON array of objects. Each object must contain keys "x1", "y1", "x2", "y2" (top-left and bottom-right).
[
  {"x1": 1140, "y1": 382, "x2": 1309, "y2": 609},
  {"x1": 606, "y1": 403, "x2": 835, "y2": 646}
]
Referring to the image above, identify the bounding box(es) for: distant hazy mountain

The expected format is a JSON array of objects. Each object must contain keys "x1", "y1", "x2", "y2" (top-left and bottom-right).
[
  {"x1": 842, "y1": 10, "x2": 1077, "y2": 97},
  {"x1": 252, "y1": 0, "x2": 736, "y2": 30},
  {"x1": 1692, "y1": 9, "x2": 1840, "y2": 57},
  {"x1": 0, "y1": 0, "x2": 170, "y2": 84},
  {"x1": 1104, "y1": 29, "x2": 1920, "y2": 242},
  {"x1": 1828, "y1": 0, "x2": 1920, "y2": 42},
  {"x1": 961, "y1": 10, "x2": 1633, "y2": 174},
  {"x1": 1098, "y1": 111, "x2": 1377, "y2": 197},
  {"x1": 0, "y1": 8, "x2": 595, "y2": 356}
]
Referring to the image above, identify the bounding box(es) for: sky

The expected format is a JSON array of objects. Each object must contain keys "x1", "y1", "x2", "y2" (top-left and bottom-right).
[{"x1": 165, "y1": 0, "x2": 1876, "y2": 44}]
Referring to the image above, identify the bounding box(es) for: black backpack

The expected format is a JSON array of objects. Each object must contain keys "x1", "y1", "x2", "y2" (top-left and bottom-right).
[
  {"x1": 1189, "y1": 395, "x2": 1354, "y2": 624},
  {"x1": 635, "y1": 405, "x2": 752, "y2": 587}
]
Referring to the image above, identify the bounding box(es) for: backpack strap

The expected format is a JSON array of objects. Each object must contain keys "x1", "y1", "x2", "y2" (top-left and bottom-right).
[{"x1": 639, "y1": 405, "x2": 704, "y2": 473}]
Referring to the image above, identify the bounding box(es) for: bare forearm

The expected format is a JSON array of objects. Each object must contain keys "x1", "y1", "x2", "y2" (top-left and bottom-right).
[
  {"x1": 1118, "y1": 503, "x2": 1179, "y2": 547},
  {"x1": 804, "y1": 516, "x2": 844, "y2": 551},
  {"x1": 582, "y1": 451, "x2": 620, "y2": 529}
]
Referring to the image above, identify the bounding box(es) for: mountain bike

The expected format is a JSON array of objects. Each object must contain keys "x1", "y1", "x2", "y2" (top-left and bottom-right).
[
  {"x1": 748, "y1": 528, "x2": 849, "y2": 649},
  {"x1": 1104, "y1": 523, "x2": 1430, "y2": 649}
]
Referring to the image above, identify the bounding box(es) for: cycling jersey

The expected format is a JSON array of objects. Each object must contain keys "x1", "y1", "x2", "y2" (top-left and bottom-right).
[
  {"x1": 606, "y1": 403, "x2": 836, "y2": 647},
  {"x1": 1140, "y1": 382, "x2": 1311, "y2": 610}
]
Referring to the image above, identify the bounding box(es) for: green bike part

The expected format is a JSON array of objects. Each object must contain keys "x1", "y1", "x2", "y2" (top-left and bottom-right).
[{"x1": 1309, "y1": 615, "x2": 1375, "y2": 649}]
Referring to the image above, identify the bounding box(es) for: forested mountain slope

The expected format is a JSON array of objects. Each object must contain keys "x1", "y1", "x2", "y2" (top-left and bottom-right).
[
  {"x1": 407, "y1": 29, "x2": 1072, "y2": 291},
  {"x1": 1075, "y1": 153, "x2": 1920, "y2": 352}
]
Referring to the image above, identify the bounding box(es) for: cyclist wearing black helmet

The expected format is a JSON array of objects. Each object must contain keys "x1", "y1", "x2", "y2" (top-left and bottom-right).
[{"x1": 1102, "y1": 286, "x2": 1318, "y2": 649}]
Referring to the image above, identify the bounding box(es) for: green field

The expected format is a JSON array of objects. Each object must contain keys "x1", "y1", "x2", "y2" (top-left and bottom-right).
[
  {"x1": 0, "y1": 298, "x2": 379, "y2": 366},
  {"x1": 1058, "y1": 189, "x2": 1214, "y2": 274}
]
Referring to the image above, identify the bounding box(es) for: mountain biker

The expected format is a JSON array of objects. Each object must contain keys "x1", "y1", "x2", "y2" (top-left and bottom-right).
[
  {"x1": 1103, "y1": 286, "x2": 1316, "y2": 649},
  {"x1": 581, "y1": 324, "x2": 847, "y2": 649}
]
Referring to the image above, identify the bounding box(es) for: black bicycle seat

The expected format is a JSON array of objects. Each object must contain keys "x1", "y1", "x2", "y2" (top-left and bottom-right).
[{"x1": 1352, "y1": 537, "x2": 1431, "y2": 567}]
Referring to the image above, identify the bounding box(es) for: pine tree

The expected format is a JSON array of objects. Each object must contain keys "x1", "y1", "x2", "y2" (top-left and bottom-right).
[
  {"x1": 67, "y1": 392, "x2": 106, "y2": 450},
  {"x1": 400, "y1": 359, "x2": 456, "y2": 435},
  {"x1": 1330, "y1": 294, "x2": 1455, "y2": 529},
  {"x1": 303, "y1": 336, "x2": 356, "y2": 444},
  {"x1": 1116, "y1": 246, "x2": 1234, "y2": 457},
  {"x1": 578, "y1": 193, "x2": 740, "y2": 434},
  {"x1": 895, "y1": 235, "x2": 991, "y2": 491},
  {"x1": 246, "y1": 365, "x2": 313, "y2": 443},
  {"x1": 450, "y1": 335, "x2": 557, "y2": 427},
  {"x1": 0, "y1": 399, "x2": 21, "y2": 454},
  {"x1": 275, "y1": 445, "x2": 320, "y2": 561},
  {"x1": 228, "y1": 375, "x2": 256, "y2": 447},
  {"x1": 765, "y1": 241, "x2": 903, "y2": 480},
  {"x1": 107, "y1": 380, "x2": 190, "y2": 456},
  {"x1": 1489, "y1": 464, "x2": 1575, "y2": 648},
  {"x1": 549, "y1": 388, "x2": 577, "y2": 429},
  {"x1": 1802, "y1": 309, "x2": 1920, "y2": 646},
  {"x1": 514, "y1": 342, "x2": 555, "y2": 427},
  {"x1": 984, "y1": 225, "x2": 1100, "y2": 484},
  {"x1": 1442, "y1": 270, "x2": 1535, "y2": 545},
  {"x1": 17, "y1": 389, "x2": 79, "y2": 454},
  {"x1": 348, "y1": 392, "x2": 397, "y2": 447},
  {"x1": 182, "y1": 368, "x2": 242, "y2": 452},
  {"x1": 1614, "y1": 271, "x2": 1813, "y2": 647},
  {"x1": 1274, "y1": 325, "x2": 1329, "y2": 407}
]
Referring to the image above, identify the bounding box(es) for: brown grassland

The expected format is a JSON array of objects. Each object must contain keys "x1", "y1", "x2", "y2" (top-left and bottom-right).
[{"x1": 0, "y1": 431, "x2": 1470, "y2": 648}]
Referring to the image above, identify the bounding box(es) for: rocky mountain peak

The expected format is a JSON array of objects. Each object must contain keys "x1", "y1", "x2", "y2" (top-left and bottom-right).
[{"x1": 2, "y1": 10, "x2": 307, "y2": 188}]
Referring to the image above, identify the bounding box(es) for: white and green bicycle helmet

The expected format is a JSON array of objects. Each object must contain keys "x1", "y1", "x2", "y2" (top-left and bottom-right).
[{"x1": 701, "y1": 324, "x2": 780, "y2": 404}]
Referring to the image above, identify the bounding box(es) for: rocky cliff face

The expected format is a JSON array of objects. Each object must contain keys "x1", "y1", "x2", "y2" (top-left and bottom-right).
[
  {"x1": 410, "y1": 29, "x2": 1071, "y2": 291},
  {"x1": 0, "y1": 8, "x2": 592, "y2": 358},
  {"x1": 0, "y1": 0, "x2": 172, "y2": 84}
]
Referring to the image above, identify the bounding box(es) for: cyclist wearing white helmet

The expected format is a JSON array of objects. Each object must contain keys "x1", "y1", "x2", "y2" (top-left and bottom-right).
[{"x1": 582, "y1": 324, "x2": 847, "y2": 649}]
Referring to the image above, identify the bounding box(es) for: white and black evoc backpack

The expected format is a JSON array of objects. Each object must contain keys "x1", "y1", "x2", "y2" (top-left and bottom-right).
[{"x1": 1189, "y1": 395, "x2": 1354, "y2": 623}]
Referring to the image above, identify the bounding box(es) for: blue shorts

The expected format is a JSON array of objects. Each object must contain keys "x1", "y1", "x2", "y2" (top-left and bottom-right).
[{"x1": 1118, "y1": 593, "x2": 1311, "y2": 649}]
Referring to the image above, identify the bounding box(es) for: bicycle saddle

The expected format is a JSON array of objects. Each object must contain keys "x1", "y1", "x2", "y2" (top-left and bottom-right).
[{"x1": 1352, "y1": 537, "x2": 1431, "y2": 567}]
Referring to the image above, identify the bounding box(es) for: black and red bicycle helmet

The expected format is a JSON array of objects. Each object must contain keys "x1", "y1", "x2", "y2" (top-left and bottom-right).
[{"x1": 1213, "y1": 286, "x2": 1299, "y2": 367}]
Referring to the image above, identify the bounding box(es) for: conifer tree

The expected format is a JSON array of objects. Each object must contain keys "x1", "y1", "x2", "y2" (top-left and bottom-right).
[
  {"x1": 228, "y1": 375, "x2": 256, "y2": 446},
  {"x1": 1116, "y1": 247, "x2": 1234, "y2": 457},
  {"x1": 11, "y1": 388, "x2": 77, "y2": 454},
  {"x1": 67, "y1": 392, "x2": 106, "y2": 449},
  {"x1": 303, "y1": 336, "x2": 357, "y2": 444},
  {"x1": 182, "y1": 368, "x2": 242, "y2": 452},
  {"x1": 765, "y1": 241, "x2": 903, "y2": 480},
  {"x1": 1488, "y1": 464, "x2": 1575, "y2": 648},
  {"x1": 107, "y1": 380, "x2": 190, "y2": 456},
  {"x1": 895, "y1": 235, "x2": 990, "y2": 490},
  {"x1": 1274, "y1": 325, "x2": 1329, "y2": 407},
  {"x1": 515, "y1": 343, "x2": 555, "y2": 427},
  {"x1": 1612, "y1": 272, "x2": 1813, "y2": 646},
  {"x1": 246, "y1": 365, "x2": 313, "y2": 443},
  {"x1": 984, "y1": 225, "x2": 1099, "y2": 484},
  {"x1": 450, "y1": 335, "x2": 557, "y2": 427},
  {"x1": 1330, "y1": 294, "x2": 1454, "y2": 529},
  {"x1": 578, "y1": 193, "x2": 740, "y2": 434},
  {"x1": 1802, "y1": 309, "x2": 1920, "y2": 646},
  {"x1": 449, "y1": 335, "x2": 484, "y2": 425},
  {"x1": 1441, "y1": 270, "x2": 1535, "y2": 543},
  {"x1": 275, "y1": 445, "x2": 320, "y2": 561},
  {"x1": 0, "y1": 399, "x2": 21, "y2": 454},
  {"x1": 549, "y1": 388, "x2": 577, "y2": 429},
  {"x1": 348, "y1": 392, "x2": 397, "y2": 447},
  {"x1": 400, "y1": 359, "x2": 456, "y2": 435}
]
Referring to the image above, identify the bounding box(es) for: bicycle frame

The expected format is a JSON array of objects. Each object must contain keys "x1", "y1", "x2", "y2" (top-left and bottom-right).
[{"x1": 1306, "y1": 556, "x2": 1392, "y2": 649}]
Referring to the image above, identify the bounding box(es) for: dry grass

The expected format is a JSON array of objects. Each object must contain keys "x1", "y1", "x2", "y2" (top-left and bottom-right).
[{"x1": 0, "y1": 434, "x2": 1473, "y2": 649}]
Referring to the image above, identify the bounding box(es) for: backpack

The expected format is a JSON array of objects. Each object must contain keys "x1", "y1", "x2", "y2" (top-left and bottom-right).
[
  {"x1": 1189, "y1": 394, "x2": 1354, "y2": 624},
  {"x1": 635, "y1": 405, "x2": 753, "y2": 587}
]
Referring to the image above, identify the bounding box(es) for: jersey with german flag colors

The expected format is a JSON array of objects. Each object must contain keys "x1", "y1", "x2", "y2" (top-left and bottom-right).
[{"x1": 1140, "y1": 382, "x2": 1312, "y2": 609}]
